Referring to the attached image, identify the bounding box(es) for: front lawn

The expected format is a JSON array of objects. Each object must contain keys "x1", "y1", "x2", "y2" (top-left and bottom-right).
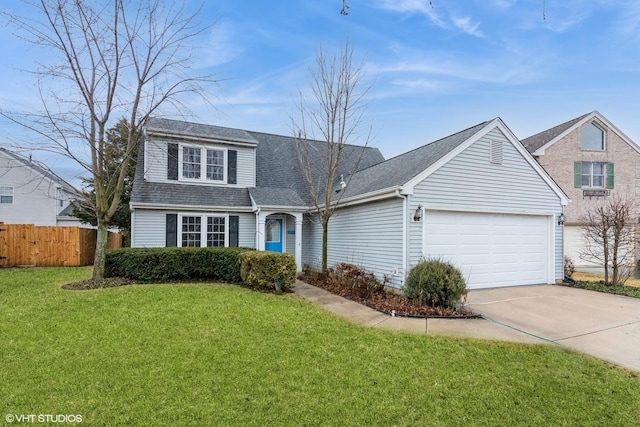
[{"x1": 1, "y1": 267, "x2": 639, "y2": 426}]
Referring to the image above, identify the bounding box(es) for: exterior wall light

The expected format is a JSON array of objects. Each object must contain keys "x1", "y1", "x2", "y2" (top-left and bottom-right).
[
  {"x1": 414, "y1": 205, "x2": 423, "y2": 222},
  {"x1": 557, "y1": 213, "x2": 565, "y2": 226}
]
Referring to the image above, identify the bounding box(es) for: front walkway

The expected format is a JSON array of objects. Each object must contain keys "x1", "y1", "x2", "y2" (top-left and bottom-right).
[{"x1": 293, "y1": 281, "x2": 545, "y2": 344}]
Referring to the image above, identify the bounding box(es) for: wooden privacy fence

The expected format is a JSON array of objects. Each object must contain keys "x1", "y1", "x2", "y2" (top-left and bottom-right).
[{"x1": 0, "y1": 223, "x2": 123, "y2": 267}]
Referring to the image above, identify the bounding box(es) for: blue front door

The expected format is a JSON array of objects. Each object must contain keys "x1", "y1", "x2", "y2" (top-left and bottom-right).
[{"x1": 265, "y1": 218, "x2": 283, "y2": 252}]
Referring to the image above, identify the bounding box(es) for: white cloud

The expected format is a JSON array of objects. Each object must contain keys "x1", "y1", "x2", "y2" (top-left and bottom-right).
[
  {"x1": 193, "y1": 22, "x2": 243, "y2": 69},
  {"x1": 452, "y1": 16, "x2": 483, "y2": 38}
]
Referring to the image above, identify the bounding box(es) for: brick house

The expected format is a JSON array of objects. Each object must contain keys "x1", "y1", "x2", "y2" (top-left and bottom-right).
[{"x1": 522, "y1": 111, "x2": 640, "y2": 267}]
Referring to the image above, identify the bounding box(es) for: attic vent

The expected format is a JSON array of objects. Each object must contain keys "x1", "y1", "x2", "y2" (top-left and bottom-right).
[{"x1": 490, "y1": 140, "x2": 503, "y2": 164}]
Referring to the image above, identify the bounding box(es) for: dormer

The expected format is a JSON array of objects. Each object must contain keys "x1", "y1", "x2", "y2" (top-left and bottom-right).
[{"x1": 143, "y1": 118, "x2": 259, "y2": 187}]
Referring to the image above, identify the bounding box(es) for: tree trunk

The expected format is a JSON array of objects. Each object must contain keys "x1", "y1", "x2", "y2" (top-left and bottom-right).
[
  {"x1": 92, "y1": 220, "x2": 109, "y2": 280},
  {"x1": 321, "y1": 215, "x2": 330, "y2": 276}
]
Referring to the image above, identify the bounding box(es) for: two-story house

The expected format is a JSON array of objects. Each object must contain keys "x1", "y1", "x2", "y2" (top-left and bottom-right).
[
  {"x1": 0, "y1": 147, "x2": 80, "y2": 226},
  {"x1": 131, "y1": 117, "x2": 568, "y2": 289},
  {"x1": 522, "y1": 111, "x2": 640, "y2": 267}
]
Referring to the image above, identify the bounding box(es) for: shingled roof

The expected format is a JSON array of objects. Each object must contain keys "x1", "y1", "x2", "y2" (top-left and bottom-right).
[
  {"x1": 339, "y1": 121, "x2": 490, "y2": 199},
  {"x1": 521, "y1": 113, "x2": 590, "y2": 153}
]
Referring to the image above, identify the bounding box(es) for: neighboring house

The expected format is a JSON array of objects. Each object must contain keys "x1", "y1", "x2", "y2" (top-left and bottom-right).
[
  {"x1": 522, "y1": 111, "x2": 640, "y2": 267},
  {"x1": 131, "y1": 117, "x2": 568, "y2": 289},
  {"x1": 0, "y1": 147, "x2": 80, "y2": 226}
]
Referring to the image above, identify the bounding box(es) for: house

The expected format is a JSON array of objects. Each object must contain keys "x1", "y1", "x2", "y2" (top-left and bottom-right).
[
  {"x1": 522, "y1": 111, "x2": 640, "y2": 267},
  {"x1": 0, "y1": 147, "x2": 80, "y2": 226},
  {"x1": 131, "y1": 117, "x2": 568, "y2": 289}
]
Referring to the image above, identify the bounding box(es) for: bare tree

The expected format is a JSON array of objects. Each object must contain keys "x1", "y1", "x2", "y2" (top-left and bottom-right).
[
  {"x1": 291, "y1": 40, "x2": 372, "y2": 275},
  {"x1": 2, "y1": 0, "x2": 214, "y2": 280},
  {"x1": 580, "y1": 193, "x2": 639, "y2": 286}
]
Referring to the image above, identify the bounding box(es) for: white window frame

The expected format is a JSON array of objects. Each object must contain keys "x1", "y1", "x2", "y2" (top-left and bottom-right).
[
  {"x1": 582, "y1": 162, "x2": 606, "y2": 188},
  {"x1": 0, "y1": 186, "x2": 14, "y2": 204},
  {"x1": 178, "y1": 144, "x2": 227, "y2": 184},
  {"x1": 178, "y1": 214, "x2": 229, "y2": 247}
]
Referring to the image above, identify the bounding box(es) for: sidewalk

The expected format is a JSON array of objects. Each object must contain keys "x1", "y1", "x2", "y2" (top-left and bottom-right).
[{"x1": 293, "y1": 281, "x2": 546, "y2": 344}]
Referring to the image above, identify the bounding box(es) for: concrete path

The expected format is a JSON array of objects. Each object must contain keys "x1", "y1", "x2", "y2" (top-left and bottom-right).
[
  {"x1": 293, "y1": 281, "x2": 545, "y2": 344},
  {"x1": 294, "y1": 281, "x2": 640, "y2": 373},
  {"x1": 467, "y1": 285, "x2": 640, "y2": 373}
]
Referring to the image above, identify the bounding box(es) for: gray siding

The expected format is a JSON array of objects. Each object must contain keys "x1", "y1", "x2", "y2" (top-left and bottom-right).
[
  {"x1": 285, "y1": 215, "x2": 295, "y2": 256},
  {"x1": 132, "y1": 209, "x2": 167, "y2": 247},
  {"x1": 0, "y1": 156, "x2": 59, "y2": 225},
  {"x1": 304, "y1": 198, "x2": 405, "y2": 287},
  {"x1": 132, "y1": 209, "x2": 256, "y2": 248},
  {"x1": 145, "y1": 139, "x2": 256, "y2": 187},
  {"x1": 409, "y1": 128, "x2": 565, "y2": 280}
]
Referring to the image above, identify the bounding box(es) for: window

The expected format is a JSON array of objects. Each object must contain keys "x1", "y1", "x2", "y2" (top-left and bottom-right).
[
  {"x1": 206, "y1": 150, "x2": 224, "y2": 181},
  {"x1": 582, "y1": 162, "x2": 606, "y2": 188},
  {"x1": 181, "y1": 216, "x2": 202, "y2": 247},
  {"x1": 180, "y1": 145, "x2": 225, "y2": 182},
  {"x1": 207, "y1": 217, "x2": 226, "y2": 247},
  {"x1": 180, "y1": 214, "x2": 227, "y2": 247},
  {"x1": 0, "y1": 187, "x2": 13, "y2": 204},
  {"x1": 581, "y1": 122, "x2": 605, "y2": 150},
  {"x1": 182, "y1": 147, "x2": 201, "y2": 179}
]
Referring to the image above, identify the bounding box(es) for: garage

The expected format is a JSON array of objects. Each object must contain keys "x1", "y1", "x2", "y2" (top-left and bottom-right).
[{"x1": 423, "y1": 210, "x2": 552, "y2": 289}]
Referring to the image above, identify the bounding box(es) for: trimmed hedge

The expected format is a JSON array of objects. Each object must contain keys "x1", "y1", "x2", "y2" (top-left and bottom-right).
[
  {"x1": 105, "y1": 247, "x2": 254, "y2": 283},
  {"x1": 239, "y1": 251, "x2": 297, "y2": 292}
]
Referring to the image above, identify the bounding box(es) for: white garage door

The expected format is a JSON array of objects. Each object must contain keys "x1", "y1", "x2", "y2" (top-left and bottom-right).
[{"x1": 423, "y1": 211, "x2": 551, "y2": 289}]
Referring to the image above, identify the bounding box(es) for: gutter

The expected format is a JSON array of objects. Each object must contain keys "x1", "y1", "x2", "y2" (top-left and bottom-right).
[{"x1": 129, "y1": 202, "x2": 255, "y2": 212}]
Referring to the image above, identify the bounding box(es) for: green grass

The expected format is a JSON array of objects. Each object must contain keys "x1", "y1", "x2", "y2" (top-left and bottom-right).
[{"x1": 2, "y1": 267, "x2": 640, "y2": 426}]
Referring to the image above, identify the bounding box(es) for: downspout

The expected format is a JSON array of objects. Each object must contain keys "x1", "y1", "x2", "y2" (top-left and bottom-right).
[{"x1": 395, "y1": 189, "x2": 408, "y2": 288}]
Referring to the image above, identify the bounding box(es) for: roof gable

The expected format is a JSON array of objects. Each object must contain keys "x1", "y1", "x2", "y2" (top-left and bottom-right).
[
  {"x1": 521, "y1": 111, "x2": 640, "y2": 156},
  {"x1": 0, "y1": 147, "x2": 78, "y2": 194},
  {"x1": 339, "y1": 118, "x2": 568, "y2": 206}
]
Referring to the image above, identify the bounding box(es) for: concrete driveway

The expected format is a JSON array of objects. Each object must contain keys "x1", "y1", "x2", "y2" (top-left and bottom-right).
[{"x1": 467, "y1": 285, "x2": 640, "y2": 372}]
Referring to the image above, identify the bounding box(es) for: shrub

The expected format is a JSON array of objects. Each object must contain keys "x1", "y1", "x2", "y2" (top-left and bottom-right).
[
  {"x1": 239, "y1": 251, "x2": 297, "y2": 293},
  {"x1": 564, "y1": 256, "x2": 575, "y2": 277},
  {"x1": 404, "y1": 258, "x2": 467, "y2": 308},
  {"x1": 329, "y1": 262, "x2": 385, "y2": 299},
  {"x1": 105, "y1": 247, "x2": 254, "y2": 283}
]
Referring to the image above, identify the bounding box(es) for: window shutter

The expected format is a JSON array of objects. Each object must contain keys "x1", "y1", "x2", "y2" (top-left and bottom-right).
[
  {"x1": 167, "y1": 143, "x2": 179, "y2": 180},
  {"x1": 166, "y1": 214, "x2": 177, "y2": 247},
  {"x1": 607, "y1": 163, "x2": 614, "y2": 189},
  {"x1": 229, "y1": 215, "x2": 239, "y2": 247},
  {"x1": 227, "y1": 150, "x2": 237, "y2": 184},
  {"x1": 574, "y1": 162, "x2": 582, "y2": 188}
]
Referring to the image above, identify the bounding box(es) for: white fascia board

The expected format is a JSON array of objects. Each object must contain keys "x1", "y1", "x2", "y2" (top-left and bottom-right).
[
  {"x1": 146, "y1": 129, "x2": 258, "y2": 148},
  {"x1": 129, "y1": 202, "x2": 255, "y2": 212},
  {"x1": 317, "y1": 186, "x2": 403, "y2": 210},
  {"x1": 494, "y1": 119, "x2": 570, "y2": 206},
  {"x1": 532, "y1": 110, "x2": 640, "y2": 156},
  {"x1": 253, "y1": 205, "x2": 308, "y2": 212},
  {"x1": 532, "y1": 112, "x2": 597, "y2": 156}
]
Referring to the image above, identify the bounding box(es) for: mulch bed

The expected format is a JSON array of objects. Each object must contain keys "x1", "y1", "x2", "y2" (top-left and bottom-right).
[{"x1": 301, "y1": 274, "x2": 479, "y2": 319}]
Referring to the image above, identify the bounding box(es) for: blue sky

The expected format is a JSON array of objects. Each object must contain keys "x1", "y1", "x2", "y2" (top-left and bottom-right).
[{"x1": 1, "y1": 0, "x2": 640, "y2": 185}]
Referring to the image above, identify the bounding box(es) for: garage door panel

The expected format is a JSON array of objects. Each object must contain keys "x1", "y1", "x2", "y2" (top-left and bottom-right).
[{"x1": 423, "y1": 211, "x2": 550, "y2": 289}]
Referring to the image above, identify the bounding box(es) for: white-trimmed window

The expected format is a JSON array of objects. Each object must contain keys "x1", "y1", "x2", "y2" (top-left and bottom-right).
[
  {"x1": 179, "y1": 145, "x2": 226, "y2": 183},
  {"x1": 582, "y1": 162, "x2": 606, "y2": 188},
  {"x1": 0, "y1": 186, "x2": 13, "y2": 204},
  {"x1": 179, "y1": 214, "x2": 227, "y2": 247},
  {"x1": 581, "y1": 122, "x2": 605, "y2": 151}
]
